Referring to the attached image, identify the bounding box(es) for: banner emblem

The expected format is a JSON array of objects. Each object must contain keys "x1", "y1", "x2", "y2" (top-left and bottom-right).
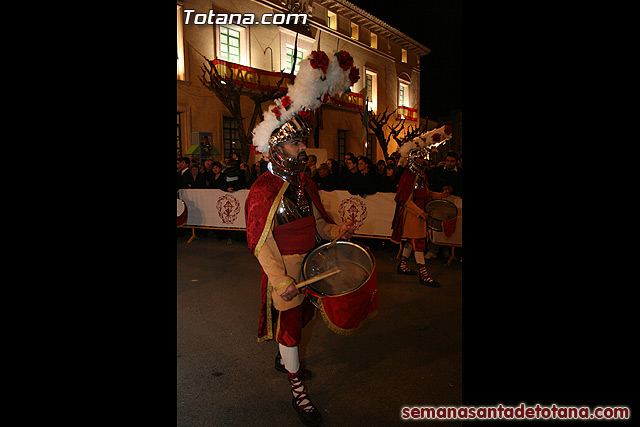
[
  {"x1": 338, "y1": 197, "x2": 368, "y2": 230},
  {"x1": 216, "y1": 194, "x2": 241, "y2": 224}
]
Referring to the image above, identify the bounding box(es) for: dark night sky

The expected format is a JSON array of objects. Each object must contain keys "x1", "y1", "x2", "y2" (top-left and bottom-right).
[{"x1": 347, "y1": 0, "x2": 462, "y2": 120}]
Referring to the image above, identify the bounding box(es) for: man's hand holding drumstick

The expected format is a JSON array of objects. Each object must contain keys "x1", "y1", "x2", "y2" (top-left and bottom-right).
[
  {"x1": 280, "y1": 221, "x2": 355, "y2": 301},
  {"x1": 338, "y1": 220, "x2": 356, "y2": 241}
]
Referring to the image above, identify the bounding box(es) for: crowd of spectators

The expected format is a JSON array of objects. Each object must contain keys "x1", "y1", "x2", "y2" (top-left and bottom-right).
[
  {"x1": 177, "y1": 150, "x2": 463, "y2": 198},
  {"x1": 178, "y1": 149, "x2": 462, "y2": 255}
]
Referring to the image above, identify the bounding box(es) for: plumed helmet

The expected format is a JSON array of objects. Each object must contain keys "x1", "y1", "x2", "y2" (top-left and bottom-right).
[{"x1": 252, "y1": 50, "x2": 360, "y2": 155}]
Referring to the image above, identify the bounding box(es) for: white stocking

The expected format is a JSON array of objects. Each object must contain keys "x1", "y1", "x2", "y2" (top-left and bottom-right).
[
  {"x1": 402, "y1": 241, "x2": 413, "y2": 258},
  {"x1": 278, "y1": 343, "x2": 300, "y2": 374}
]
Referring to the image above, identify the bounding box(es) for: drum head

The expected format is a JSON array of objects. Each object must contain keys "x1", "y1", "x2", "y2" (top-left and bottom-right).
[
  {"x1": 177, "y1": 199, "x2": 186, "y2": 217},
  {"x1": 425, "y1": 199, "x2": 458, "y2": 232},
  {"x1": 177, "y1": 199, "x2": 188, "y2": 226},
  {"x1": 302, "y1": 241, "x2": 374, "y2": 296}
]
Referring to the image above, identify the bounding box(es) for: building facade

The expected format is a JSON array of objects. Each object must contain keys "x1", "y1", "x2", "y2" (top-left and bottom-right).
[{"x1": 177, "y1": 0, "x2": 429, "y2": 164}]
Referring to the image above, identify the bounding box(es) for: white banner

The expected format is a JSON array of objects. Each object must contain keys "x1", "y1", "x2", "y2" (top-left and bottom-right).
[
  {"x1": 179, "y1": 189, "x2": 248, "y2": 229},
  {"x1": 178, "y1": 189, "x2": 462, "y2": 243},
  {"x1": 316, "y1": 190, "x2": 396, "y2": 237}
]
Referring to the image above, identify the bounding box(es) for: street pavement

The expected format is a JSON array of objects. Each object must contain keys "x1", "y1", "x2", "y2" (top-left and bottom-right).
[{"x1": 177, "y1": 232, "x2": 462, "y2": 426}]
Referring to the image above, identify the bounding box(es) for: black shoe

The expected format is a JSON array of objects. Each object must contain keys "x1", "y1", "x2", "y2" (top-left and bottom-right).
[
  {"x1": 420, "y1": 277, "x2": 441, "y2": 287},
  {"x1": 275, "y1": 354, "x2": 313, "y2": 380},
  {"x1": 418, "y1": 265, "x2": 441, "y2": 287},
  {"x1": 397, "y1": 260, "x2": 417, "y2": 275},
  {"x1": 292, "y1": 397, "x2": 323, "y2": 426}
]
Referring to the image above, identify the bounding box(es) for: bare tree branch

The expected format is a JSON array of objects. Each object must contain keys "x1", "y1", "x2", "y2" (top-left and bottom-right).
[{"x1": 198, "y1": 52, "x2": 289, "y2": 162}]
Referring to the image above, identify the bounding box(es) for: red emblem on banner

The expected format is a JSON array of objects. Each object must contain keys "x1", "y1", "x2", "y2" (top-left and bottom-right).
[
  {"x1": 338, "y1": 197, "x2": 368, "y2": 230},
  {"x1": 216, "y1": 194, "x2": 241, "y2": 224}
]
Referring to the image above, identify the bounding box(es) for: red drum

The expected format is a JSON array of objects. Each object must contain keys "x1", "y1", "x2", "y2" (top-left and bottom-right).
[
  {"x1": 424, "y1": 199, "x2": 458, "y2": 232},
  {"x1": 301, "y1": 241, "x2": 379, "y2": 335},
  {"x1": 177, "y1": 198, "x2": 188, "y2": 226}
]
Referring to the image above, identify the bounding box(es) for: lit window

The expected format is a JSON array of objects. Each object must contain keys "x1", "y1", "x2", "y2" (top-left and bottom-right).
[
  {"x1": 285, "y1": 46, "x2": 305, "y2": 74},
  {"x1": 177, "y1": 5, "x2": 185, "y2": 80},
  {"x1": 370, "y1": 33, "x2": 377, "y2": 49},
  {"x1": 350, "y1": 22, "x2": 359, "y2": 40},
  {"x1": 280, "y1": 27, "x2": 314, "y2": 74},
  {"x1": 399, "y1": 82, "x2": 409, "y2": 107},
  {"x1": 365, "y1": 70, "x2": 378, "y2": 112},
  {"x1": 327, "y1": 11, "x2": 337, "y2": 30},
  {"x1": 216, "y1": 24, "x2": 249, "y2": 66},
  {"x1": 401, "y1": 48, "x2": 407, "y2": 63},
  {"x1": 220, "y1": 26, "x2": 241, "y2": 64}
]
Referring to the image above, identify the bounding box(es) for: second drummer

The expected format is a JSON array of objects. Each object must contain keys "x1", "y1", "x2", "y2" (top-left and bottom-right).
[{"x1": 391, "y1": 127, "x2": 452, "y2": 287}]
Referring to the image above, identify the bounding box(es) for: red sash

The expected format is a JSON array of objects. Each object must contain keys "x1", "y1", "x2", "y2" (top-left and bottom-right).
[
  {"x1": 272, "y1": 216, "x2": 317, "y2": 255},
  {"x1": 412, "y1": 187, "x2": 428, "y2": 209}
]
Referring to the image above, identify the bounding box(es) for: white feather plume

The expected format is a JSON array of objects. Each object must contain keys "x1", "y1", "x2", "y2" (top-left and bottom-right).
[
  {"x1": 397, "y1": 137, "x2": 420, "y2": 159},
  {"x1": 396, "y1": 125, "x2": 453, "y2": 159},
  {"x1": 252, "y1": 51, "x2": 357, "y2": 154}
]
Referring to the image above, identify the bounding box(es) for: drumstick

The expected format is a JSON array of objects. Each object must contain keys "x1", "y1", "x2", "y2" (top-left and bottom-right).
[
  {"x1": 326, "y1": 228, "x2": 348, "y2": 249},
  {"x1": 295, "y1": 267, "x2": 341, "y2": 289}
]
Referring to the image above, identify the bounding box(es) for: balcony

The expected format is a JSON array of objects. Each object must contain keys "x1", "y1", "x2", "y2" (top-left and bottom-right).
[
  {"x1": 397, "y1": 105, "x2": 418, "y2": 122},
  {"x1": 209, "y1": 59, "x2": 364, "y2": 111}
]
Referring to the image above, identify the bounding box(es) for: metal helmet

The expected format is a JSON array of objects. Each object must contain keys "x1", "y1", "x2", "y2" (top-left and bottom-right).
[
  {"x1": 267, "y1": 113, "x2": 312, "y2": 184},
  {"x1": 407, "y1": 147, "x2": 429, "y2": 173}
]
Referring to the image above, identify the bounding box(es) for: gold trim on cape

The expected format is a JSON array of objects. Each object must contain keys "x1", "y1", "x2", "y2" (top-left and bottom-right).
[
  {"x1": 255, "y1": 180, "x2": 289, "y2": 343},
  {"x1": 257, "y1": 283, "x2": 274, "y2": 342}
]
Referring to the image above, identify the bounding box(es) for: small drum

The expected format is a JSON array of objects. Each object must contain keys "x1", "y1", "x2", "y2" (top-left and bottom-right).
[
  {"x1": 424, "y1": 199, "x2": 458, "y2": 232},
  {"x1": 177, "y1": 198, "x2": 188, "y2": 226},
  {"x1": 301, "y1": 240, "x2": 379, "y2": 335}
]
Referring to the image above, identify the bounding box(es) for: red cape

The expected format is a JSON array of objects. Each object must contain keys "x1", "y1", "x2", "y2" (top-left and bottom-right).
[
  {"x1": 395, "y1": 168, "x2": 421, "y2": 205},
  {"x1": 391, "y1": 168, "x2": 429, "y2": 243},
  {"x1": 245, "y1": 170, "x2": 335, "y2": 341}
]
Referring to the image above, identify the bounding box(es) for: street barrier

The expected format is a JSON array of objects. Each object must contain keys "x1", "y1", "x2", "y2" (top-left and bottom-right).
[{"x1": 178, "y1": 188, "x2": 462, "y2": 247}]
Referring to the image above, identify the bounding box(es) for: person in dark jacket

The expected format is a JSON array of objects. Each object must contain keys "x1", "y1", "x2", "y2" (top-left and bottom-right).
[
  {"x1": 222, "y1": 159, "x2": 247, "y2": 191},
  {"x1": 338, "y1": 155, "x2": 359, "y2": 190},
  {"x1": 428, "y1": 151, "x2": 463, "y2": 196},
  {"x1": 312, "y1": 163, "x2": 337, "y2": 191},
  {"x1": 377, "y1": 164, "x2": 399, "y2": 193},
  {"x1": 347, "y1": 156, "x2": 377, "y2": 197},
  {"x1": 177, "y1": 156, "x2": 190, "y2": 190},
  {"x1": 206, "y1": 161, "x2": 226, "y2": 189},
  {"x1": 326, "y1": 158, "x2": 339, "y2": 176},
  {"x1": 182, "y1": 163, "x2": 207, "y2": 189}
]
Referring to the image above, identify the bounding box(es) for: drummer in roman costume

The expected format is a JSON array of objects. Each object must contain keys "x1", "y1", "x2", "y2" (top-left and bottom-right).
[
  {"x1": 245, "y1": 50, "x2": 359, "y2": 427},
  {"x1": 391, "y1": 127, "x2": 453, "y2": 287}
]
